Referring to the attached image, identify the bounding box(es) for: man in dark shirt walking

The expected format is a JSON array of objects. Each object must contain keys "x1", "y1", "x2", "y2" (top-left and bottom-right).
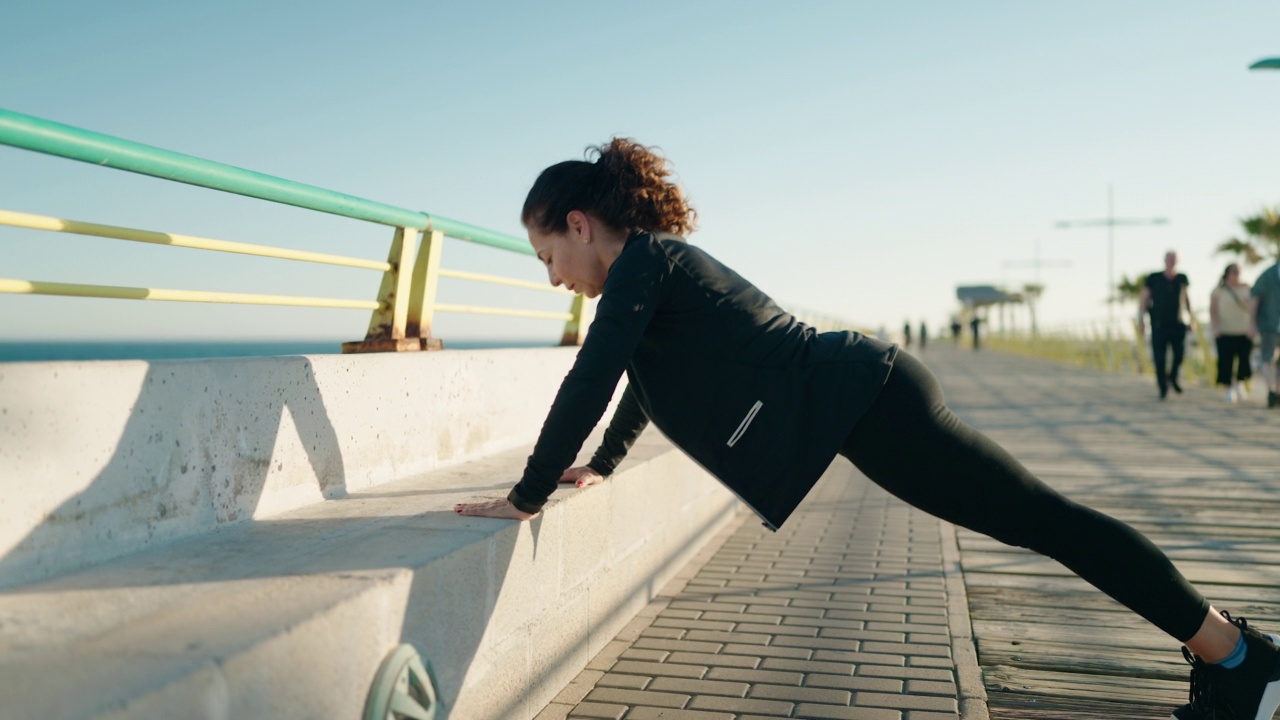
[{"x1": 1139, "y1": 250, "x2": 1192, "y2": 399}]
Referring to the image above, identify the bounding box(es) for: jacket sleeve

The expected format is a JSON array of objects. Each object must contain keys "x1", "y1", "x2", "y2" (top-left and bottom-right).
[
  {"x1": 586, "y1": 383, "x2": 649, "y2": 477},
  {"x1": 508, "y1": 240, "x2": 665, "y2": 514}
]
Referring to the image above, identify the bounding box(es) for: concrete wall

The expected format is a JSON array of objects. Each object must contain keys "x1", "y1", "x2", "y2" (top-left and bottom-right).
[
  {"x1": 0, "y1": 348, "x2": 585, "y2": 588},
  {"x1": 0, "y1": 348, "x2": 743, "y2": 719}
]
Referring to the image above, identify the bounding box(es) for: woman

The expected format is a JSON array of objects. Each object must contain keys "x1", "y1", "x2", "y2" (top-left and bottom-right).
[
  {"x1": 1211, "y1": 263, "x2": 1256, "y2": 403},
  {"x1": 455, "y1": 139, "x2": 1280, "y2": 719}
]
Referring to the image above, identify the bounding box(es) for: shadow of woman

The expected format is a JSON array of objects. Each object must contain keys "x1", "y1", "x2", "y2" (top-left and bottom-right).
[{"x1": 0, "y1": 355, "x2": 347, "y2": 590}]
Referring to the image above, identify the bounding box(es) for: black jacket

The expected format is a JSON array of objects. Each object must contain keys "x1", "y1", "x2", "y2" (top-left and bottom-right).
[{"x1": 508, "y1": 232, "x2": 897, "y2": 530}]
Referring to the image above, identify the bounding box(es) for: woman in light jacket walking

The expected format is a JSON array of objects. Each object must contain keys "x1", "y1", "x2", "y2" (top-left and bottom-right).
[{"x1": 1211, "y1": 263, "x2": 1256, "y2": 403}]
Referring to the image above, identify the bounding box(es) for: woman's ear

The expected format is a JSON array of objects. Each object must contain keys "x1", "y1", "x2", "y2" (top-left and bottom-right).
[{"x1": 566, "y1": 210, "x2": 591, "y2": 243}]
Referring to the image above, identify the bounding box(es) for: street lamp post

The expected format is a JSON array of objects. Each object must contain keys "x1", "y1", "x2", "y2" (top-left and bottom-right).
[
  {"x1": 1002, "y1": 240, "x2": 1070, "y2": 337},
  {"x1": 1055, "y1": 184, "x2": 1168, "y2": 326}
]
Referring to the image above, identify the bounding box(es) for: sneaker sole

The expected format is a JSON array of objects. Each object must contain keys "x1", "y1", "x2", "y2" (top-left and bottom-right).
[{"x1": 1256, "y1": 633, "x2": 1280, "y2": 720}]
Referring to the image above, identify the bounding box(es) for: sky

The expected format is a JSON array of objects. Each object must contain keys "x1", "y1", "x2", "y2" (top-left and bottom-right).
[{"x1": 2, "y1": 1, "x2": 1278, "y2": 344}]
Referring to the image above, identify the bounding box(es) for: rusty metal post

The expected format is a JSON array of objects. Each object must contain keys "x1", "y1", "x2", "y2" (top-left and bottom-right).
[
  {"x1": 560, "y1": 294, "x2": 594, "y2": 346},
  {"x1": 343, "y1": 226, "x2": 430, "y2": 353}
]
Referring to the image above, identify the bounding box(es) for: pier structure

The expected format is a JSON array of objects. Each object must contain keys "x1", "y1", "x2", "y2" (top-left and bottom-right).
[{"x1": 4, "y1": 110, "x2": 1280, "y2": 719}]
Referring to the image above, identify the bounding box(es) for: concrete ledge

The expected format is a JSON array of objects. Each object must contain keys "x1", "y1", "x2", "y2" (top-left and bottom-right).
[
  {"x1": 0, "y1": 429, "x2": 740, "y2": 719},
  {"x1": 0, "y1": 348, "x2": 588, "y2": 588}
]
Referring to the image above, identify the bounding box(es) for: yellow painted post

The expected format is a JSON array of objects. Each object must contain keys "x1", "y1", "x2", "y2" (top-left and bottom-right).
[
  {"x1": 1131, "y1": 320, "x2": 1148, "y2": 375},
  {"x1": 1189, "y1": 314, "x2": 1213, "y2": 386},
  {"x1": 343, "y1": 227, "x2": 421, "y2": 354},
  {"x1": 561, "y1": 294, "x2": 594, "y2": 346},
  {"x1": 406, "y1": 230, "x2": 445, "y2": 350}
]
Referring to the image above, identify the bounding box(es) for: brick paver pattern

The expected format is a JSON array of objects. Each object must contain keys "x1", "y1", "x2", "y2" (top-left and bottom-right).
[{"x1": 537, "y1": 470, "x2": 962, "y2": 720}]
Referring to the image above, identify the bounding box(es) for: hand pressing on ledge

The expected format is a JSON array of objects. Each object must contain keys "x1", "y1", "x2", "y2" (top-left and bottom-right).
[
  {"x1": 559, "y1": 466, "x2": 604, "y2": 488},
  {"x1": 455, "y1": 466, "x2": 606, "y2": 520},
  {"x1": 454, "y1": 498, "x2": 537, "y2": 521}
]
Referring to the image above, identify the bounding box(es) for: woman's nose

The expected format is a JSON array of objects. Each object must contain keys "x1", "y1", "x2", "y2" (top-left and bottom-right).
[{"x1": 547, "y1": 267, "x2": 561, "y2": 287}]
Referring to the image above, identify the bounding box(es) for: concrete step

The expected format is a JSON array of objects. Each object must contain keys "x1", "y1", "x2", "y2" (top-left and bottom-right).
[
  {"x1": 0, "y1": 433, "x2": 740, "y2": 720},
  {"x1": 0, "y1": 348, "x2": 582, "y2": 590}
]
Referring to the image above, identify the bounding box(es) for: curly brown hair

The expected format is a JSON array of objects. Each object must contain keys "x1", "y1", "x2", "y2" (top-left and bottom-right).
[{"x1": 521, "y1": 138, "x2": 697, "y2": 236}]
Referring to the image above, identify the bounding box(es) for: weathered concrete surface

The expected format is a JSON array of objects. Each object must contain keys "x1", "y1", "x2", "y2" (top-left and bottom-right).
[
  {"x1": 0, "y1": 348, "x2": 588, "y2": 588},
  {"x1": 0, "y1": 422, "x2": 740, "y2": 719}
]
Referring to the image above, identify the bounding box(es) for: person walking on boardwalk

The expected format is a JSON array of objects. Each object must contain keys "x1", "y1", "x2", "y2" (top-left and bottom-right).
[
  {"x1": 1139, "y1": 251, "x2": 1193, "y2": 400},
  {"x1": 918, "y1": 320, "x2": 928, "y2": 351},
  {"x1": 454, "y1": 138, "x2": 1280, "y2": 720},
  {"x1": 1210, "y1": 263, "x2": 1255, "y2": 403},
  {"x1": 1250, "y1": 257, "x2": 1280, "y2": 408}
]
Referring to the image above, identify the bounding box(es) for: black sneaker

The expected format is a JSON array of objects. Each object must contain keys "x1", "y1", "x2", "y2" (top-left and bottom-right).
[
  {"x1": 1171, "y1": 613, "x2": 1280, "y2": 719},
  {"x1": 1268, "y1": 391, "x2": 1280, "y2": 409},
  {"x1": 1172, "y1": 379, "x2": 1184, "y2": 394}
]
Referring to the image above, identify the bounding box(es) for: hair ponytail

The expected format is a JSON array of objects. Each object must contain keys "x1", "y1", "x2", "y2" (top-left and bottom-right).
[{"x1": 522, "y1": 138, "x2": 697, "y2": 236}]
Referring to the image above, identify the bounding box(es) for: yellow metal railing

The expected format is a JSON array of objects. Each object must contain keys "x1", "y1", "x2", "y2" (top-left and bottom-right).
[
  {"x1": 0, "y1": 108, "x2": 587, "y2": 352},
  {"x1": 985, "y1": 313, "x2": 1219, "y2": 386},
  {"x1": 0, "y1": 208, "x2": 581, "y2": 352}
]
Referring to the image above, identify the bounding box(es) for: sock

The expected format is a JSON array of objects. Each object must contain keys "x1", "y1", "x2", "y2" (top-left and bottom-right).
[{"x1": 1214, "y1": 632, "x2": 1248, "y2": 669}]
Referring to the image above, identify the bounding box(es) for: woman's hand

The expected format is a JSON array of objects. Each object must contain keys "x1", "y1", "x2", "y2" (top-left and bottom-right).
[
  {"x1": 559, "y1": 466, "x2": 604, "y2": 488},
  {"x1": 454, "y1": 498, "x2": 537, "y2": 521}
]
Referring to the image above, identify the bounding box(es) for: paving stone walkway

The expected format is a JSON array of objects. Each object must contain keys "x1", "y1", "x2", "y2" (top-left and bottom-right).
[
  {"x1": 535, "y1": 461, "x2": 975, "y2": 720},
  {"x1": 535, "y1": 344, "x2": 1280, "y2": 720}
]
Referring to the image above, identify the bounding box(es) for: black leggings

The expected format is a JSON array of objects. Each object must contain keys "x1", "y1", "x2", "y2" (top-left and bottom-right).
[
  {"x1": 1216, "y1": 335, "x2": 1253, "y2": 386},
  {"x1": 839, "y1": 351, "x2": 1210, "y2": 642}
]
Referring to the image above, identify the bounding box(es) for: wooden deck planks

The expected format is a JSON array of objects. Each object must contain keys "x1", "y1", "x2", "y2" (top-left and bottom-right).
[{"x1": 924, "y1": 348, "x2": 1280, "y2": 718}]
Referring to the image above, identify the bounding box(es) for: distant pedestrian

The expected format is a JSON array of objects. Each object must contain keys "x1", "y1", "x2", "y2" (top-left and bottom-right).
[
  {"x1": 918, "y1": 321, "x2": 928, "y2": 351},
  {"x1": 969, "y1": 314, "x2": 981, "y2": 350},
  {"x1": 456, "y1": 138, "x2": 1280, "y2": 720},
  {"x1": 950, "y1": 315, "x2": 962, "y2": 346},
  {"x1": 1250, "y1": 256, "x2": 1280, "y2": 408},
  {"x1": 1209, "y1": 263, "x2": 1253, "y2": 403},
  {"x1": 1139, "y1": 251, "x2": 1191, "y2": 400},
  {"x1": 902, "y1": 321, "x2": 912, "y2": 348}
]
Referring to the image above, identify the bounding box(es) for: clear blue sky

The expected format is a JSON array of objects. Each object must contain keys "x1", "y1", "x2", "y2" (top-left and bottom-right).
[{"x1": 2, "y1": 1, "x2": 1278, "y2": 342}]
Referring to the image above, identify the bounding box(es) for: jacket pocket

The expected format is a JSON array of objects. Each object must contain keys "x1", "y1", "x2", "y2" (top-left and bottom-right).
[{"x1": 726, "y1": 400, "x2": 763, "y2": 447}]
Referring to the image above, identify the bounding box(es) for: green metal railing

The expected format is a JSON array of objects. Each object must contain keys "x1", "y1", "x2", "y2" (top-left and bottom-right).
[{"x1": 0, "y1": 107, "x2": 586, "y2": 352}]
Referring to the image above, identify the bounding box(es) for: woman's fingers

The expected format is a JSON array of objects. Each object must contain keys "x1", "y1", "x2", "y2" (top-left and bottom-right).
[
  {"x1": 559, "y1": 466, "x2": 604, "y2": 488},
  {"x1": 454, "y1": 498, "x2": 536, "y2": 521}
]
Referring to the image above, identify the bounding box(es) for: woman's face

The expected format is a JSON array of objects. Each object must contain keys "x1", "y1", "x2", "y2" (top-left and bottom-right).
[
  {"x1": 1227, "y1": 265, "x2": 1240, "y2": 284},
  {"x1": 529, "y1": 225, "x2": 607, "y2": 298}
]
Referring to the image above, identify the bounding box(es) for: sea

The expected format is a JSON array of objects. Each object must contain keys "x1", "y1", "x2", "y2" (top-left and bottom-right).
[{"x1": 0, "y1": 338, "x2": 557, "y2": 363}]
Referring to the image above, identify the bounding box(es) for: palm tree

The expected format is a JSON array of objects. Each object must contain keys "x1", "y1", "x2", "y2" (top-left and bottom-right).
[
  {"x1": 1115, "y1": 274, "x2": 1149, "y2": 373},
  {"x1": 1115, "y1": 274, "x2": 1144, "y2": 304},
  {"x1": 1216, "y1": 206, "x2": 1280, "y2": 265}
]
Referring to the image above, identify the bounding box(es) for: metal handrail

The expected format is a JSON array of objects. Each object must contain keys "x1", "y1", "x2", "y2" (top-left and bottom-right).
[
  {"x1": 0, "y1": 107, "x2": 595, "y2": 351},
  {"x1": 0, "y1": 108, "x2": 532, "y2": 256},
  {"x1": 0, "y1": 209, "x2": 392, "y2": 271},
  {"x1": 0, "y1": 279, "x2": 380, "y2": 310}
]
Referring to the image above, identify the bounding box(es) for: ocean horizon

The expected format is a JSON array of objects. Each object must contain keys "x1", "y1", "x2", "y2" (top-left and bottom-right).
[{"x1": 0, "y1": 338, "x2": 560, "y2": 363}]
